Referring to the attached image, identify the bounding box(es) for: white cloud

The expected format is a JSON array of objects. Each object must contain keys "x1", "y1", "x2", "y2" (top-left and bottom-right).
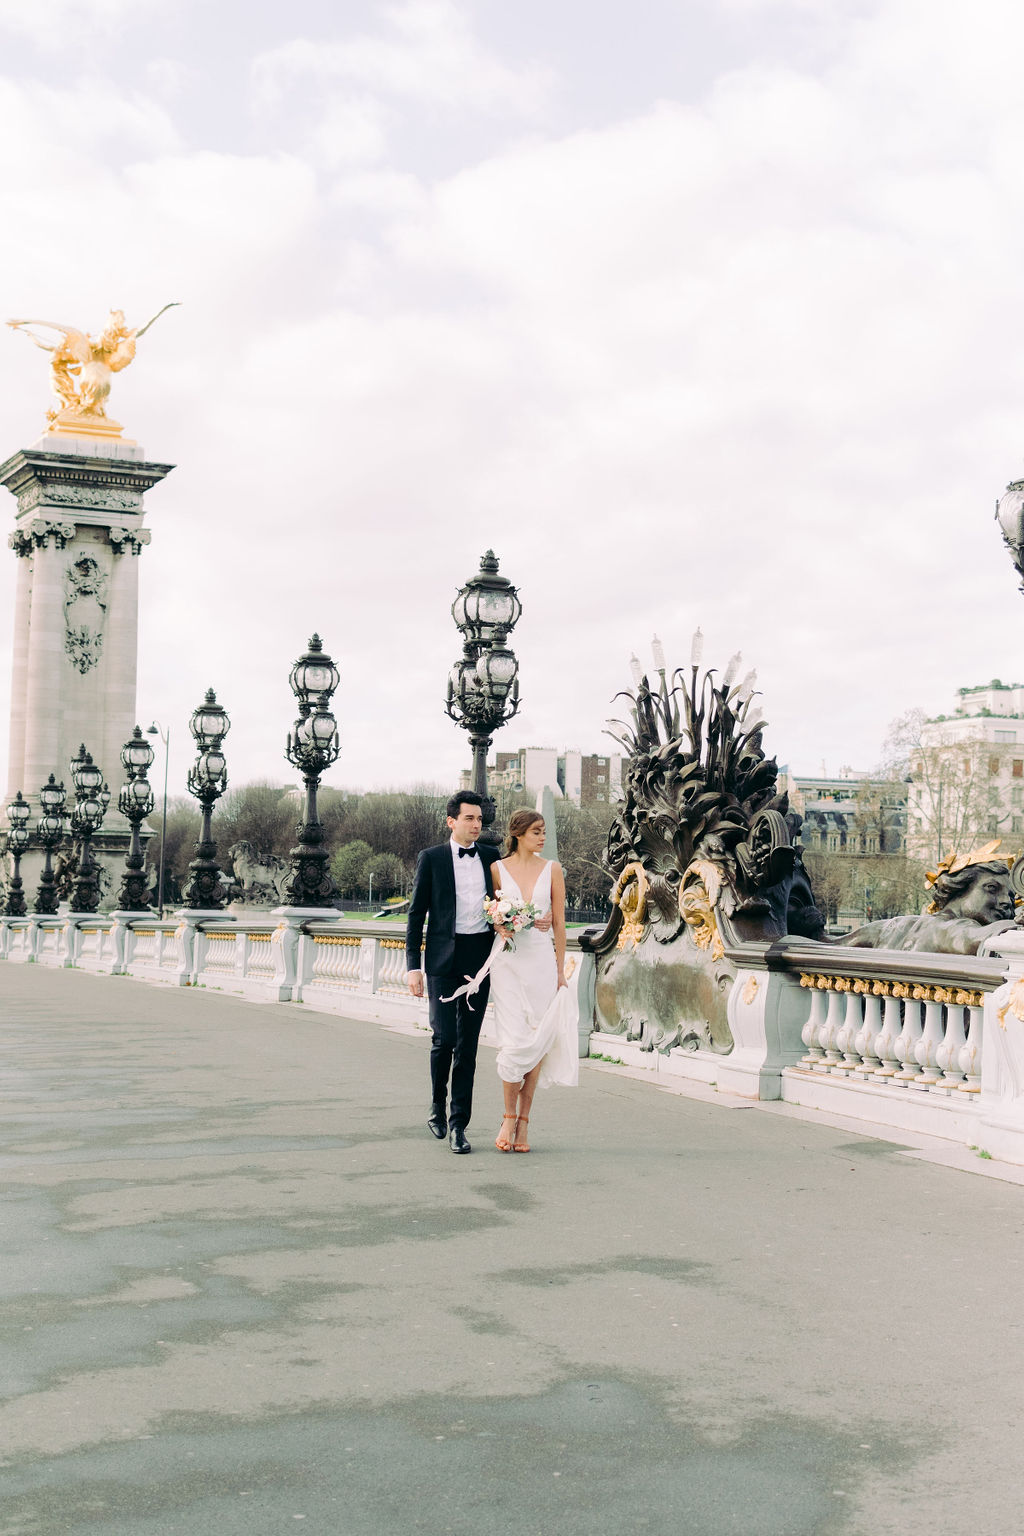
[
  {"x1": 0, "y1": 0, "x2": 157, "y2": 47},
  {"x1": 3, "y1": 1, "x2": 1024, "y2": 800},
  {"x1": 304, "y1": 95, "x2": 388, "y2": 168},
  {"x1": 252, "y1": 0, "x2": 554, "y2": 117}
]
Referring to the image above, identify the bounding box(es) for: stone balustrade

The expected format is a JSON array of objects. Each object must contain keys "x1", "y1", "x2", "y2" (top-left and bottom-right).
[
  {"x1": 9, "y1": 910, "x2": 1024, "y2": 1165},
  {"x1": 0, "y1": 911, "x2": 593, "y2": 1056}
]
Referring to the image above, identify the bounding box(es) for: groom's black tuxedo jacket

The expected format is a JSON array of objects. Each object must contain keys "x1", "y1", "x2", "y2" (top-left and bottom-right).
[{"x1": 405, "y1": 841, "x2": 500, "y2": 977}]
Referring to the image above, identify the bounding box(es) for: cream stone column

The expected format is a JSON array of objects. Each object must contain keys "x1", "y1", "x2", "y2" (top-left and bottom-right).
[
  {"x1": 5, "y1": 534, "x2": 33, "y2": 799},
  {"x1": 21, "y1": 521, "x2": 76, "y2": 801},
  {"x1": 100, "y1": 529, "x2": 151, "y2": 815},
  {"x1": 2, "y1": 441, "x2": 173, "y2": 897}
]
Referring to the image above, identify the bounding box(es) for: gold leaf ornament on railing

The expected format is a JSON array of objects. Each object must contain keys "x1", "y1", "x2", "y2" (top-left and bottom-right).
[
  {"x1": 610, "y1": 861, "x2": 649, "y2": 951},
  {"x1": 679, "y1": 861, "x2": 724, "y2": 961}
]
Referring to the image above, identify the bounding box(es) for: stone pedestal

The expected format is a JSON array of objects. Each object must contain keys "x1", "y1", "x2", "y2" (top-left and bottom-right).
[
  {"x1": 2, "y1": 432, "x2": 173, "y2": 894},
  {"x1": 174, "y1": 909, "x2": 234, "y2": 986},
  {"x1": 271, "y1": 907, "x2": 340, "y2": 1002}
]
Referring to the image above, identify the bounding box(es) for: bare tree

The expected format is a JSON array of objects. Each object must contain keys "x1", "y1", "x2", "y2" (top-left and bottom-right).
[
  {"x1": 883, "y1": 710, "x2": 1007, "y2": 866},
  {"x1": 554, "y1": 800, "x2": 616, "y2": 908}
]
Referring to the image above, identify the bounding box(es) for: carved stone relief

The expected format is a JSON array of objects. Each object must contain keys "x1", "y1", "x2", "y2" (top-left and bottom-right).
[
  {"x1": 16, "y1": 482, "x2": 143, "y2": 515},
  {"x1": 63, "y1": 554, "x2": 109, "y2": 674},
  {"x1": 10, "y1": 518, "x2": 77, "y2": 552},
  {"x1": 108, "y1": 526, "x2": 152, "y2": 556}
]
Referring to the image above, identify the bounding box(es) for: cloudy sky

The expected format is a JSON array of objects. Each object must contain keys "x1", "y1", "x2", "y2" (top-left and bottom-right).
[{"x1": 1, "y1": 0, "x2": 1023, "y2": 799}]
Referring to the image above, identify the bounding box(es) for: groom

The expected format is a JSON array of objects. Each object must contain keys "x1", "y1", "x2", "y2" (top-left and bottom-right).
[{"x1": 406, "y1": 791, "x2": 500, "y2": 1154}]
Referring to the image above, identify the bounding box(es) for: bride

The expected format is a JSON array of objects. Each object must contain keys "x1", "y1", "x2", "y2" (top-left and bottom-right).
[{"x1": 490, "y1": 809, "x2": 578, "y2": 1152}]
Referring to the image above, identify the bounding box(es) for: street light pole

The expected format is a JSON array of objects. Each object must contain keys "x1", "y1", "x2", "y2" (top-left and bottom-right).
[
  {"x1": 33, "y1": 776, "x2": 67, "y2": 915},
  {"x1": 116, "y1": 727, "x2": 156, "y2": 911},
  {"x1": 368, "y1": 871, "x2": 375, "y2": 909},
  {"x1": 3, "y1": 792, "x2": 31, "y2": 916},
  {"x1": 283, "y1": 635, "x2": 342, "y2": 907},
  {"x1": 181, "y1": 691, "x2": 231, "y2": 910},
  {"x1": 146, "y1": 722, "x2": 170, "y2": 918},
  {"x1": 68, "y1": 746, "x2": 108, "y2": 913},
  {"x1": 446, "y1": 551, "x2": 522, "y2": 846}
]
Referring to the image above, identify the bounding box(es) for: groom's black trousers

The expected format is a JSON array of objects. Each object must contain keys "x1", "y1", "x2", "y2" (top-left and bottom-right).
[{"x1": 427, "y1": 931, "x2": 494, "y2": 1131}]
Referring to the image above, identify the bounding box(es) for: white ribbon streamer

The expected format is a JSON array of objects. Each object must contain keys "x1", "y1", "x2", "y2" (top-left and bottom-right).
[{"x1": 441, "y1": 939, "x2": 503, "y2": 1004}]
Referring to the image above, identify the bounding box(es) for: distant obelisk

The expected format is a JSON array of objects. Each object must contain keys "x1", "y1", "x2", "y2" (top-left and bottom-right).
[{"x1": 2, "y1": 307, "x2": 176, "y2": 853}]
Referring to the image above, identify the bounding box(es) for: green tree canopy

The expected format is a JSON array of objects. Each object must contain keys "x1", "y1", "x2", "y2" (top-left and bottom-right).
[{"x1": 331, "y1": 839, "x2": 373, "y2": 897}]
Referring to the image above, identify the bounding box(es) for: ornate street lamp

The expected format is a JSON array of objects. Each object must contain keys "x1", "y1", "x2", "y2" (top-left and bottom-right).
[
  {"x1": 283, "y1": 634, "x2": 341, "y2": 906},
  {"x1": 34, "y1": 775, "x2": 67, "y2": 915},
  {"x1": 4, "y1": 791, "x2": 32, "y2": 916},
  {"x1": 146, "y1": 721, "x2": 170, "y2": 917},
  {"x1": 181, "y1": 689, "x2": 230, "y2": 910},
  {"x1": 997, "y1": 477, "x2": 1024, "y2": 590},
  {"x1": 446, "y1": 550, "x2": 521, "y2": 845},
  {"x1": 115, "y1": 726, "x2": 156, "y2": 911},
  {"x1": 450, "y1": 549, "x2": 522, "y2": 645},
  {"x1": 68, "y1": 745, "x2": 108, "y2": 913}
]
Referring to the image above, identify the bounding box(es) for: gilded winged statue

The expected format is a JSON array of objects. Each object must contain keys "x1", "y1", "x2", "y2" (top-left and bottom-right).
[{"x1": 6, "y1": 304, "x2": 179, "y2": 425}]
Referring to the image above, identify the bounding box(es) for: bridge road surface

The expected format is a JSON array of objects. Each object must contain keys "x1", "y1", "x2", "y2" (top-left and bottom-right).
[{"x1": 1, "y1": 964, "x2": 1022, "y2": 1536}]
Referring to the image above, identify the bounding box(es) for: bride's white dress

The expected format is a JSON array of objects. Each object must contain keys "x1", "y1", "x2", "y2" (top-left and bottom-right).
[{"x1": 490, "y1": 859, "x2": 579, "y2": 1090}]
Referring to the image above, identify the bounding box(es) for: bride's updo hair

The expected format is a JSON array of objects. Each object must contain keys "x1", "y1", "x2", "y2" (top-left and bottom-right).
[{"x1": 506, "y1": 809, "x2": 544, "y2": 856}]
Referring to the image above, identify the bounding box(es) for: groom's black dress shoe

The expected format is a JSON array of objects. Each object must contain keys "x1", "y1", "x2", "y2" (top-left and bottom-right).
[
  {"x1": 428, "y1": 1109, "x2": 447, "y2": 1139},
  {"x1": 449, "y1": 1127, "x2": 471, "y2": 1154}
]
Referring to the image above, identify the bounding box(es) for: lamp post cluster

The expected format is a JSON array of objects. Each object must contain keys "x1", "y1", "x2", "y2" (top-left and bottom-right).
[
  {"x1": 3, "y1": 792, "x2": 30, "y2": 916},
  {"x1": 3, "y1": 556, "x2": 522, "y2": 919},
  {"x1": 116, "y1": 727, "x2": 156, "y2": 911},
  {"x1": 181, "y1": 690, "x2": 231, "y2": 910},
  {"x1": 445, "y1": 550, "x2": 522, "y2": 844},
  {"x1": 282, "y1": 635, "x2": 342, "y2": 907},
  {"x1": 67, "y1": 747, "x2": 110, "y2": 914},
  {"x1": 34, "y1": 776, "x2": 68, "y2": 915}
]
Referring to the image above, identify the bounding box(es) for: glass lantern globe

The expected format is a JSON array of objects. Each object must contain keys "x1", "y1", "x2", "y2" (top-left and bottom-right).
[
  {"x1": 7, "y1": 822, "x2": 30, "y2": 853},
  {"x1": 122, "y1": 726, "x2": 155, "y2": 775},
  {"x1": 198, "y1": 749, "x2": 226, "y2": 783},
  {"x1": 289, "y1": 635, "x2": 340, "y2": 709},
  {"x1": 190, "y1": 690, "x2": 230, "y2": 746},
  {"x1": 309, "y1": 709, "x2": 337, "y2": 747},
  {"x1": 73, "y1": 752, "x2": 103, "y2": 795},
  {"x1": 6, "y1": 791, "x2": 31, "y2": 828},
  {"x1": 39, "y1": 775, "x2": 65, "y2": 813},
  {"x1": 451, "y1": 551, "x2": 521, "y2": 644},
  {"x1": 39, "y1": 811, "x2": 65, "y2": 840},
  {"x1": 129, "y1": 776, "x2": 154, "y2": 808},
  {"x1": 476, "y1": 646, "x2": 518, "y2": 698},
  {"x1": 997, "y1": 481, "x2": 1024, "y2": 548},
  {"x1": 453, "y1": 659, "x2": 485, "y2": 707},
  {"x1": 80, "y1": 796, "x2": 102, "y2": 822},
  {"x1": 99, "y1": 784, "x2": 111, "y2": 813}
]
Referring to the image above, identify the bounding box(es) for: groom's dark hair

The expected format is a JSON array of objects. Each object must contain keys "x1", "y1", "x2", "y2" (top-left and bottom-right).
[{"x1": 446, "y1": 790, "x2": 483, "y2": 820}]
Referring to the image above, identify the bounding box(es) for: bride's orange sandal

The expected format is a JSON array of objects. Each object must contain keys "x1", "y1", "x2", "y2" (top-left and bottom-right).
[{"x1": 495, "y1": 1114, "x2": 517, "y2": 1152}]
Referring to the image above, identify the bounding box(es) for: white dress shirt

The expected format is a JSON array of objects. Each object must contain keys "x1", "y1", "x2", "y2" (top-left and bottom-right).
[{"x1": 451, "y1": 837, "x2": 488, "y2": 934}]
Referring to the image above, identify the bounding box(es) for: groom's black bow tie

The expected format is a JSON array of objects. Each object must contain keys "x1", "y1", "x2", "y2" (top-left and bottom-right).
[{"x1": 457, "y1": 845, "x2": 478, "y2": 858}]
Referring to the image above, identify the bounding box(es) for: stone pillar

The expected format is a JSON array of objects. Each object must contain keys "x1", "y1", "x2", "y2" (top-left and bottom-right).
[
  {"x1": 2, "y1": 441, "x2": 171, "y2": 813},
  {"x1": 5, "y1": 537, "x2": 33, "y2": 800},
  {"x1": 100, "y1": 529, "x2": 148, "y2": 797},
  {"x1": 21, "y1": 521, "x2": 76, "y2": 802},
  {"x1": 2, "y1": 437, "x2": 172, "y2": 900}
]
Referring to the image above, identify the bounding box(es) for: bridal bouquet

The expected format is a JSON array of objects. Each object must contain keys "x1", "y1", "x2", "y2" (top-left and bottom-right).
[{"x1": 483, "y1": 894, "x2": 540, "y2": 951}]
